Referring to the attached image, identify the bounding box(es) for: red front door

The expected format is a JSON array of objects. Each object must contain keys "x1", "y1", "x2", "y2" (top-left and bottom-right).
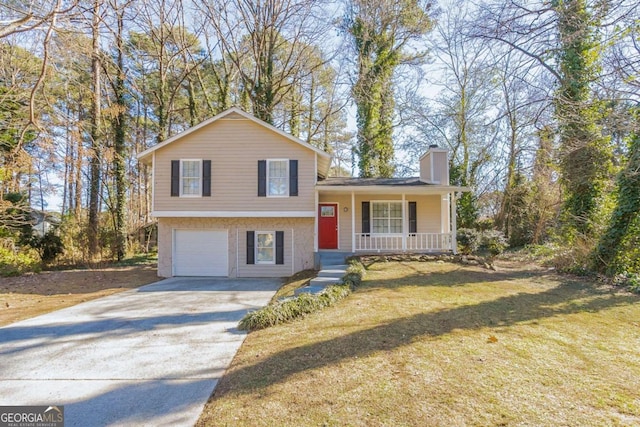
[{"x1": 318, "y1": 203, "x2": 338, "y2": 249}]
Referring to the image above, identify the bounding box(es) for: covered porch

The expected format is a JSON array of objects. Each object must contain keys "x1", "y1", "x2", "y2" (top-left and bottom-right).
[{"x1": 315, "y1": 177, "x2": 467, "y2": 254}]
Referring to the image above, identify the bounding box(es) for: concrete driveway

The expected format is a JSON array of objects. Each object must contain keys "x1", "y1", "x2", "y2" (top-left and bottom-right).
[{"x1": 0, "y1": 277, "x2": 281, "y2": 426}]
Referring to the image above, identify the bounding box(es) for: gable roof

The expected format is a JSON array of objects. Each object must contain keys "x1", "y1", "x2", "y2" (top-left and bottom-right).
[{"x1": 136, "y1": 107, "x2": 332, "y2": 178}]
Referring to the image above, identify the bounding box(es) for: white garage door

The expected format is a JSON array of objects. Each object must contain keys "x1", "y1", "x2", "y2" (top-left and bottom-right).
[{"x1": 173, "y1": 229, "x2": 228, "y2": 276}]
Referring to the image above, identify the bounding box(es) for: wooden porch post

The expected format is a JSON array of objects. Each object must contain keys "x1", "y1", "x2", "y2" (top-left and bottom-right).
[
  {"x1": 402, "y1": 193, "x2": 406, "y2": 251},
  {"x1": 314, "y1": 190, "x2": 319, "y2": 252},
  {"x1": 351, "y1": 191, "x2": 356, "y2": 252},
  {"x1": 451, "y1": 192, "x2": 458, "y2": 254}
]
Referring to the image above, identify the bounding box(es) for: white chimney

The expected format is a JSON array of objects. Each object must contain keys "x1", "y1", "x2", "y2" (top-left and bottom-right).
[{"x1": 419, "y1": 145, "x2": 449, "y2": 185}]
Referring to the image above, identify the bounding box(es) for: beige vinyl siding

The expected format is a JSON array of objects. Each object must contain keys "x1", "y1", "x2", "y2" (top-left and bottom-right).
[
  {"x1": 153, "y1": 118, "x2": 316, "y2": 212},
  {"x1": 411, "y1": 194, "x2": 443, "y2": 233},
  {"x1": 353, "y1": 194, "x2": 442, "y2": 234},
  {"x1": 419, "y1": 150, "x2": 449, "y2": 184},
  {"x1": 157, "y1": 217, "x2": 314, "y2": 278},
  {"x1": 433, "y1": 152, "x2": 449, "y2": 185},
  {"x1": 420, "y1": 154, "x2": 432, "y2": 183}
]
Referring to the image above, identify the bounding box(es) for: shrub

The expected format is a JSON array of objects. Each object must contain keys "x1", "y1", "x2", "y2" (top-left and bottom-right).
[
  {"x1": 30, "y1": 231, "x2": 64, "y2": 263},
  {"x1": 239, "y1": 285, "x2": 351, "y2": 330},
  {"x1": 479, "y1": 230, "x2": 509, "y2": 258},
  {"x1": 549, "y1": 236, "x2": 594, "y2": 275},
  {"x1": 457, "y1": 228, "x2": 480, "y2": 255},
  {"x1": 613, "y1": 273, "x2": 640, "y2": 294},
  {"x1": 239, "y1": 258, "x2": 366, "y2": 330},
  {"x1": 0, "y1": 246, "x2": 41, "y2": 277}
]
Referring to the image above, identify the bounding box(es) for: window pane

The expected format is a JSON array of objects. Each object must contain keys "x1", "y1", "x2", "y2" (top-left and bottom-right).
[
  {"x1": 390, "y1": 202, "x2": 402, "y2": 217},
  {"x1": 257, "y1": 232, "x2": 274, "y2": 248},
  {"x1": 183, "y1": 161, "x2": 199, "y2": 177},
  {"x1": 373, "y1": 219, "x2": 387, "y2": 234},
  {"x1": 182, "y1": 178, "x2": 200, "y2": 195},
  {"x1": 321, "y1": 206, "x2": 335, "y2": 217},
  {"x1": 257, "y1": 248, "x2": 274, "y2": 262},
  {"x1": 371, "y1": 202, "x2": 403, "y2": 234},
  {"x1": 268, "y1": 160, "x2": 288, "y2": 196},
  {"x1": 269, "y1": 161, "x2": 286, "y2": 177},
  {"x1": 181, "y1": 161, "x2": 200, "y2": 195},
  {"x1": 256, "y1": 232, "x2": 275, "y2": 263}
]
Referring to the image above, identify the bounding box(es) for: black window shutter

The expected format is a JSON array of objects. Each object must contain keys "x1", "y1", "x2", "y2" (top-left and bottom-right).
[
  {"x1": 202, "y1": 160, "x2": 211, "y2": 196},
  {"x1": 409, "y1": 201, "x2": 417, "y2": 234},
  {"x1": 171, "y1": 160, "x2": 180, "y2": 196},
  {"x1": 246, "y1": 231, "x2": 255, "y2": 264},
  {"x1": 362, "y1": 201, "x2": 370, "y2": 234},
  {"x1": 276, "y1": 231, "x2": 284, "y2": 265},
  {"x1": 258, "y1": 160, "x2": 266, "y2": 197},
  {"x1": 289, "y1": 160, "x2": 298, "y2": 196}
]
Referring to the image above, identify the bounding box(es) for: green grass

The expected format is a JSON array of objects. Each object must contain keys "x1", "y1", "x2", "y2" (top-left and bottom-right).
[
  {"x1": 113, "y1": 251, "x2": 157, "y2": 267},
  {"x1": 197, "y1": 260, "x2": 640, "y2": 426}
]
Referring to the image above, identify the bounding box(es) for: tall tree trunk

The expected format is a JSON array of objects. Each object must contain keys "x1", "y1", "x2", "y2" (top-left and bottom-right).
[
  {"x1": 497, "y1": 96, "x2": 518, "y2": 234},
  {"x1": 113, "y1": 2, "x2": 127, "y2": 261},
  {"x1": 62, "y1": 102, "x2": 71, "y2": 215},
  {"x1": 306, "y1": 74, "x2": 315, "y2": 145},
  {"x1": 74, "y1": 107, "x2": 83, "y2": 219},
  {"x1": 88, "y1": 0, "x2": 102, "y2": 258},
  {"x1": 554, "y1": 0, "x2": 611, "y2": 238}
]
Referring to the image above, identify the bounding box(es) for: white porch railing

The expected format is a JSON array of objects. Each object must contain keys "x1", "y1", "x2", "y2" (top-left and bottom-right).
[{"x1": 354, "y1": 233, "x2": 453, "y2": 252}]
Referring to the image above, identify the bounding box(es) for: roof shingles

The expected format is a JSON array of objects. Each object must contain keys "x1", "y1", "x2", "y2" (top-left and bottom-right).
[{"x1": 317, "y1": 177, "x2": 432, "y2": 187}]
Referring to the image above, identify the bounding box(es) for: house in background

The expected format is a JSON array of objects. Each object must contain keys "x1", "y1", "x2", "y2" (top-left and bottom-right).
[{"x1": 137, "y1": 107, "x2": 468, "y2": 278}]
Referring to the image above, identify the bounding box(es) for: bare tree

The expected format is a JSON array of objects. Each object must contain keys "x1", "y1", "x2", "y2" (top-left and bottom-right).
[
  {"x1": 403, "y1": 4, "x2": 495, "y2": 226},
  {"x1": 198, "y1": 0, "x2": 334, "y2": 124},
  {"x1": 343, "y1": 0, "x2": 434, "y2": 178}
]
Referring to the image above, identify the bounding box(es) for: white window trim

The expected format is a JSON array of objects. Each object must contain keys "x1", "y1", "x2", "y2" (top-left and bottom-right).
[
  {"x1": 255, "y1": 231, "x2": 276, "y2": 264},
  {"x1": 266, "y1": 159, "x2": 289, "y2": 198},
  {"x1": 180, "y1": 159, "x2": 202, "y2": 198},
  {"x1": 371, "y1": 200, "x2": 403, "y2": 235}
]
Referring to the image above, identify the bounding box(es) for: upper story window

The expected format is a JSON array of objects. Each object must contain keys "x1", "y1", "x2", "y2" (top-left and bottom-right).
[
  {"x1": 267, "y1": 159, "x2": 288, "y2": 197},
  {"x1": 181, "y1": 160, "x2": 201, "y2": 196},
  {"x1": 171, "y1": 159, "x2": 211, "y2": 197},
  {"x1": 258, "y1": 159, "x2": 297, "y2": 197},
  {"x1": 372, "y1": 201, "x2": 403, "y2": 234}
]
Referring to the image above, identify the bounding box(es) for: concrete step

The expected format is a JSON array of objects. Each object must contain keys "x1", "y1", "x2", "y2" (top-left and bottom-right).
[
  {"x1": 317, "y1": 265, "x2": 348, "y2": 277},
  {"x1": 318, "y1": 251, "x2": 352, "y2": 267},
  {"x1": 309, "y1": 276, "x2": 342, "y2": 286}
]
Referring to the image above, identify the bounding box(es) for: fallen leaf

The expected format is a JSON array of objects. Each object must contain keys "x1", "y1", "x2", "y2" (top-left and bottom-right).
[{"x1": 487, "y1": 335, "x2": 498, "y2": 343}]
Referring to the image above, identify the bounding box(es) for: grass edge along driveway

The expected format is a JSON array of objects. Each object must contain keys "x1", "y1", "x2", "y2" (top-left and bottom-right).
[{"x1": 197, "y1": 260, "x2": 640, "y2": 427}]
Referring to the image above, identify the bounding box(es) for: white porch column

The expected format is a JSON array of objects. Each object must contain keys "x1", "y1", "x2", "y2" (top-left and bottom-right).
[
  {"x1": 451, "y1": 192, "x2": 458, "y2": 254},
  {"x1": 441, "y1": 192, "x2": 450, "y2": 234},
  {"x1": 314, "y1": 190, "x2": 319, "y2": 252},
  {"x1": 351, "y1": 191, "x2": 356, "y2": 252},
  {"x1": 402, "y1": 193, "x2": 406, "y2": 251}
]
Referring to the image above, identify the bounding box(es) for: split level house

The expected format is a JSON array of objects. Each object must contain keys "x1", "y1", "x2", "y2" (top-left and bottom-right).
[{"x1": 137, "y1": 107, "x2": 469, "y2": 278}]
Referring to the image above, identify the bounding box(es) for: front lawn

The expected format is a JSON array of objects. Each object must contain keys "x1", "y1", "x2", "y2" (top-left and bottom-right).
[{"x1": 197, "y1": 260, "x2": 640, "y2": 426}]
